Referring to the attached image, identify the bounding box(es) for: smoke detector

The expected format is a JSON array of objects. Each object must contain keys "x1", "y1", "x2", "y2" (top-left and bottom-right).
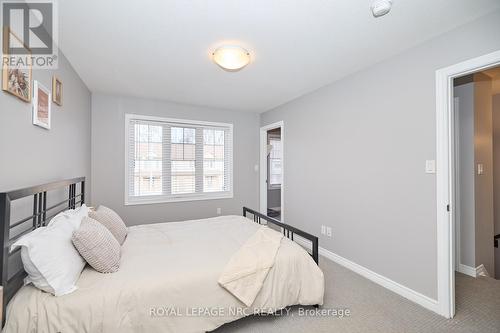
[{"x1": 371, "y1": 0, "x2": 393, "y2": 18}]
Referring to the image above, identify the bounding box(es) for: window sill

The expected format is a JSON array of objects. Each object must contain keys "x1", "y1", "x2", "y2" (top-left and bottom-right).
[{"x1": 124, "y1": 192, "x2": 234, "y2": 206}]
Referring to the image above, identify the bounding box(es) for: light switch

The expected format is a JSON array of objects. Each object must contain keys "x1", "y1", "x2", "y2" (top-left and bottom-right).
[
  {"x1": 477, "y1": 163, "x2": 484, "y2": 175},
  {"x1": 425, "y1": 160, "x2": 436, "y2": 174},
  {"x1": 254, "y1": 164, "x2": 259, "y2": 172}
]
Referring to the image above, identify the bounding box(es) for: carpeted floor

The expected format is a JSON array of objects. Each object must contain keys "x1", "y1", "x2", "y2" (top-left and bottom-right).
[{"x1": 215, "y1": 257, "x2": 500, "y2": 333}]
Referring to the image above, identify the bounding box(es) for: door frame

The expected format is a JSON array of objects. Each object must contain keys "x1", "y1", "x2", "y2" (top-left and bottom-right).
[
  {"x1": 435, "y1": 49, "x2": 500, "y2": 318},
  {"x1": 260, "y1": 121, "x2": 284, "y2": 220}
]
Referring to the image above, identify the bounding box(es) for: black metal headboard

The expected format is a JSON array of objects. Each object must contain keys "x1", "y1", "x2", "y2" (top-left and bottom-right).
[{"x1": 0, "y1": 177, "x2": 85, "y2": 324}]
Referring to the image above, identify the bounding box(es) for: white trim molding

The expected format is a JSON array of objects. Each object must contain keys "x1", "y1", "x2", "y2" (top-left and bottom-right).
[
  {"x1": 476, "y1": 264, "x2": 490, "y2": 277},
  {"x1": 456, "y1": 264, "x2": 491, "y2": 278},
  {"x1": 293, "y1": 236, "x2": 439, "y2": 314},
  {"x1": 435, "y1": 50, "x2": 500, "y2": 318},
  {"x1": 457, "y1": 264, "x2": 476, "y2": 278}
]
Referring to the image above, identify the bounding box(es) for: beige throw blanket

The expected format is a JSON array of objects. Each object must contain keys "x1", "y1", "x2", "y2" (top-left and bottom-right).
[{"x1": 218, "y1": 226, "x2": 283, "y2": 306}]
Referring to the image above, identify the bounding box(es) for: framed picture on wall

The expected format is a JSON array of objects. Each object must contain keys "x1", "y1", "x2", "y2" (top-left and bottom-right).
[
  {"x1": 32, "y1": 81, "x2": 51, "y2": 129},
  {"x1": 52, "y1": 76, "x2": 62, "y2": 106},
  {"x1": 1, "y1": 28, "x2": 32, "y2": 102}
]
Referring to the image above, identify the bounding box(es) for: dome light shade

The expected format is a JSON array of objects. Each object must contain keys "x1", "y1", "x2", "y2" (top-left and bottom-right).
[
  {"x1": 371, "y1": 0, "x2": 393, "y2": 17},
  {"x1": 212, "y1": 46, "x2": 250, "y2": 71}
]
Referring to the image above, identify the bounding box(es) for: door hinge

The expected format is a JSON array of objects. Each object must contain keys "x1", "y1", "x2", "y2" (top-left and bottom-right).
[{"x1": 446, "y1": 204, "x2": 450, "y2": 212}]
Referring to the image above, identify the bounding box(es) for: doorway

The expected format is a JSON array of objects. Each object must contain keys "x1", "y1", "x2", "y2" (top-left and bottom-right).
[
  {"x1": 454, "y1": 68, "x2": 500, "y2": 282},
  {"x1": 260, "y1": 121, "x2": 284, "y2": 221},
  {"x1": 435, "y1": 50, "x2": 500, "y2": 318}
]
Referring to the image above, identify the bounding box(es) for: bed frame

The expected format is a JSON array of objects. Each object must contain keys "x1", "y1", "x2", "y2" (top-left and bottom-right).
[
  {"x1": 0, "y1": 178, "x2": 319, "y2": 326},
  {"x1": 0, "y1": 177, "x2": 86, "y2": 325},
  {"x1": 243, "y1": 207, "x2": 319, "y2": 264}
]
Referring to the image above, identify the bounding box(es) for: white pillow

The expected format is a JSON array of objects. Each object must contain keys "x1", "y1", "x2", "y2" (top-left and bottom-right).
[
  {"x1": 48, "y1": 204, "x2": 89, "y2": 228},
  {"x1": 12, "y1": 212, "x2": 86, "y2": 296}
]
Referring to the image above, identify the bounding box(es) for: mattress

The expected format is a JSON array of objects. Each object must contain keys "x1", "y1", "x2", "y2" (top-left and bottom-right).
[{"x1": 4, "y1": 215, "x2": 324, "y2": 333}]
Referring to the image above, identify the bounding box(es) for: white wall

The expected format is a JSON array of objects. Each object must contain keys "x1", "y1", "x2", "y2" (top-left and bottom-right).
[
  {"x1": 91, "y1": 94, "x2": 260, "y2": 225},
  {"x1": 455, "y1": 83, "x2": 475, "y2": 268},
  {"x1": 260, "y1": 10, "x2": 500, "y2": 300}
]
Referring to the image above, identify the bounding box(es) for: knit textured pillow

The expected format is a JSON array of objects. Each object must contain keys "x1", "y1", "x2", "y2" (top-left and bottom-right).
[
  {"x1": 72, "y1": 217, "x2": 120, "y2": 273},
  {"x1": 89, "y1": 206, "x2": 128, "y2": 245}
]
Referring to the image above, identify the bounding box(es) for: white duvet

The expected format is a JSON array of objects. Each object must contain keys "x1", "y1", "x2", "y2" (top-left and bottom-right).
[{"x1": 4, "y1": 215, "x2": 325, "y2": 333}]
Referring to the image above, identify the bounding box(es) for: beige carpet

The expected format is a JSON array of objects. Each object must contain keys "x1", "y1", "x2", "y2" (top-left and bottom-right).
[{"x1": 215, "y1": 257, "x2": 500, "y2": 333}]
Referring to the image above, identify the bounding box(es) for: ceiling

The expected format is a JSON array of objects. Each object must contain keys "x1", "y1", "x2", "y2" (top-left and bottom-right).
[{"x1": 58, "y1": 0, "x2": 500, "y2": 112}]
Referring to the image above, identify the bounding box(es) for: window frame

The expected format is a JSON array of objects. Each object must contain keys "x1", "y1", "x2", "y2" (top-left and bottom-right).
[{"x1": 124, "y1": 113, "x2": 233, "y2": 205}]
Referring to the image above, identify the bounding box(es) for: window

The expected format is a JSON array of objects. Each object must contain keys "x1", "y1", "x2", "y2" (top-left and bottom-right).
[
  {"x1": 126, "y1": 114, "x2": 233, "y2": 204},
  {"x1": 171, "y1": 127, "x2": 196, "y2": 194},
  {"x1": 133, "y1": 124, "x2": 163, "y2": 196},
  {"x1": 268, "y1": 136, "x2": 282, "y2": 188},
  {"x1": 203, "y1": 129, "x2": 225, "y2": 192}
]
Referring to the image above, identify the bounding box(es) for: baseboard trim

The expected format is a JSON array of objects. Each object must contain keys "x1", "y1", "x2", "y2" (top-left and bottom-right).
[
  {"x1": 476, "y1": 264, "x2": 489, "y2": 277},
  {"x1": 293, "y1": 235, "x2": 439, "y2": 314},
  {"x1": 457, "y1": 264, "x2": 477, "y2": 277}
]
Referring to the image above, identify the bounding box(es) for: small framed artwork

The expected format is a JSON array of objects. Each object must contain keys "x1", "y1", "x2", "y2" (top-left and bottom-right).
[
  {"x1": 52, "y1": 76, "x2": 62, "y2": 106},
  {"x1": 1, "y1": 28, "x2": 32, "y2": 102},
  {"x1": 32, "y1": 81, "x2": 51, "y2": 130}
]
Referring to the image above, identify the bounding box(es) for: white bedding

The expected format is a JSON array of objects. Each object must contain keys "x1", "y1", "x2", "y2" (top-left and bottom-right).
[{"x1": 4, "y1": 215, "x2": 325, "y2": 333}]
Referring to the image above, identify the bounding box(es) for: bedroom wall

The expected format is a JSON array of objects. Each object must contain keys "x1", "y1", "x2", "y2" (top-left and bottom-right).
[
  {"x1": 260, "y1": 10, "x2": 500, "y2": 300},
  {"x1": 454, "y1": 82, "x2": 475, "y2": 269},
  {"x1": 91, "y1": 94, "x2": 259, "y2": 226},
  {"x1": 0, "y1": 52, "x2": 91, "y2": 204}
]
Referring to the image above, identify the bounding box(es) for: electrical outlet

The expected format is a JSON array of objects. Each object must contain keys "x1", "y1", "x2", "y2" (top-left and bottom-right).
[
  {"x1": 217, "y1": 208, "x2": 222, "y2": 215},
  {"x1": 326, "y1": 227, "x2": 332, "y2": 237},
  {"x1": 321, "y1": 225, "x2": 326, "y2": 235}
]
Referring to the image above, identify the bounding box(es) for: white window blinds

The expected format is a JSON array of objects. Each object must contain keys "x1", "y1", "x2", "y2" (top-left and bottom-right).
[{"x1": 125, "y1": 114, "x2": 233, "y2": 204}]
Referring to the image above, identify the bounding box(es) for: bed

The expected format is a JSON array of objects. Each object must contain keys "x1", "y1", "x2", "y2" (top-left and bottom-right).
[{"x1": 0, "y1": 178, "x2": 324, "y2": 333}]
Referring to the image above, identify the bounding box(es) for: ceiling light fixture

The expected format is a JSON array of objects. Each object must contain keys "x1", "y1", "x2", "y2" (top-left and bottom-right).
[
  {"x1": 212, "y1": 45, "x2": 250, "y2": 72},
  {"x1": 371, "y1": 0, "x2": 393, "y2": 18}
]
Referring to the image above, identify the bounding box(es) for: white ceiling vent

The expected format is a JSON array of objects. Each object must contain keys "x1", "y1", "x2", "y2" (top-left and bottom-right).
[{"x1": 371, "y1": 0, "x2": 393, "y2": 18}]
